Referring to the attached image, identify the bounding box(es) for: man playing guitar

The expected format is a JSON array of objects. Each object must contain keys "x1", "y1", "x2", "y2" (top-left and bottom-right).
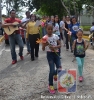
[{"x1": 2, "y1": 9, "x2": 24, "y2": 64}]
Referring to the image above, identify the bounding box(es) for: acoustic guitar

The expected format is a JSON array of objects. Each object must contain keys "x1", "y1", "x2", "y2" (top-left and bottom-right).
[{"x1": 3, "y1": 20, "x2": 29, "y2": 35}]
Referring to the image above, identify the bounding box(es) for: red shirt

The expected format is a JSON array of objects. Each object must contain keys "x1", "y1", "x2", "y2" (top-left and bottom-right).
[{"x1": 4, "y1": 17, "x2": 21, "y2": 34}]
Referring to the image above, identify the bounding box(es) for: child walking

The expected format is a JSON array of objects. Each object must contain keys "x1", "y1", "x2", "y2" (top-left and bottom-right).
[
  {"x1": 72, "y1": 29, "x2": 88, "y2": 82},
  {"x1": 42, "y1": 24, "x2": 61, "y2": 94}
]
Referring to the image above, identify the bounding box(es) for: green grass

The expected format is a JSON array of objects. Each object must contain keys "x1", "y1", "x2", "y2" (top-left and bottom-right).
[{"x1": 80, "y1": 26, "x2": 91, "y2": 31}]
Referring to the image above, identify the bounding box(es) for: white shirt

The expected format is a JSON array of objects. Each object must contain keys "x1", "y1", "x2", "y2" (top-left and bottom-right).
[
  {"x1": 60, "y1": 21, "x2": 64, "y2": 29},
  {"x1": 43, "y1": 34, "x2": 59, "y2": 52},
  {"x1": 21, "y1": 17, "x2": 30, "y2": 23},
  {"x1": 53, "y1": 23, "x2": 60, "y2": 35},
  {"x1": 90, "y1": 26, "x2": 94, "y2": 32}
]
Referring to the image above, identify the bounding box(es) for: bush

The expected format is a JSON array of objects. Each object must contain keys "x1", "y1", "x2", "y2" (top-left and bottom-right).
[{"x1": 80, "y1": 26, "x2": 91, "y2": 31}]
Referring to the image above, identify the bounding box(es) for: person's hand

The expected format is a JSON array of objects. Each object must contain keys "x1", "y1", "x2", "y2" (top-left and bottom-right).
[
  {"x1": 42, "y1": 46, "x2": 45, "y2": 51},
  {"x1": 44, "y1": 42, "x2": 49, "y2": 46}
]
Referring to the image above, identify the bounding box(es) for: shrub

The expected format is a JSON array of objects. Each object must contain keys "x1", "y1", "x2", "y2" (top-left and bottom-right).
[{"x1": 80, "y1": 26, "x2": 91, "y2": 31}]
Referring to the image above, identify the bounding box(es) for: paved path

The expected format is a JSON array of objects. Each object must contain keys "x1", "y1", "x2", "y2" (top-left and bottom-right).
[{"x1": 0, "y1": 43, "x2": 94, "y2": 100}]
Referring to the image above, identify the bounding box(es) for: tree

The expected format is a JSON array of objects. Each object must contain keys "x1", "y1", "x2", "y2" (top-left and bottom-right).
[
  {"x1": 32, "y1": 0, "x2": 85, "y2": 17},
  {"x1": 1, "y1": 0, "x2": 94, "y2": 18}
]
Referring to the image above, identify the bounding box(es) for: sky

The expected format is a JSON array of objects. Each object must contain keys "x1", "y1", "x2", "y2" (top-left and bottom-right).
[
  {"x1": 2, "y1": 7, "x2": 27, "y2": 17},
  {"x1": 2, "y1": 7, "x2": 36, "y2": 18}
]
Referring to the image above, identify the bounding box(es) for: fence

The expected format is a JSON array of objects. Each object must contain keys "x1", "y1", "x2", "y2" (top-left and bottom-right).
[{"x1": 80, "y1": 15, "x2": 94, "y2": 26}]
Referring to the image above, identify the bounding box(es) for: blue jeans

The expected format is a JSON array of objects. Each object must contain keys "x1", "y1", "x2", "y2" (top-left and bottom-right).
[
  {"x1": 47, "y1": 52, "x2": 61, "y2": 85},
  {"x1": 24, "y1": 31, "x2": 31, "y2": 53},
  {"x1": 9, "y1": 34, "x2": 24, "y2": 60},
  {"x1": 42, "y1": 27, "x2": 47, "y2": 36},
  {"x1": 76, "y1": 57, "x2": 84, "y2": 76}
]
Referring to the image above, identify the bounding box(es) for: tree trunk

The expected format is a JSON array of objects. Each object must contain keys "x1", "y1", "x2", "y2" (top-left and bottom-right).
[
  {"x1": 0, "y1": 0, "x2": 2, "y2": 22},
  {"x1": 60, "y1": 0, "x2": 70, "y2": 15}
]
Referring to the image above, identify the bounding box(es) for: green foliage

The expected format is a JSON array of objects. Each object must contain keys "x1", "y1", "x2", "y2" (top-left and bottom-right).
[
  {"x1": 81, "y1": 25, "x2": 91, "y2": 31},
  {"x1": 1, "y1": 0, "x2": 94, "y2": 17}
]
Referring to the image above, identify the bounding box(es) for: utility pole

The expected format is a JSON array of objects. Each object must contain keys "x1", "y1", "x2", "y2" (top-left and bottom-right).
[{"x1": 0, "y1": 0, "x2": 2, "y2": 22}]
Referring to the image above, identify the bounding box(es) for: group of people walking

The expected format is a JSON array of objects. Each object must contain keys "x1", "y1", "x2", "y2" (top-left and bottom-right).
[
  {"x1": 2, "y1": 9, "x2": 89, "y2": 94},
  {"x1": 41, "y1": 15, "x2": 88, "y2": 94}
]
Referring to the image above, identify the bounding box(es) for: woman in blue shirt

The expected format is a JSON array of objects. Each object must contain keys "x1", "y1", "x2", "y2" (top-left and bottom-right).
[{"x1": 69, "y1": 16, "x2": 80, "y2": 52}]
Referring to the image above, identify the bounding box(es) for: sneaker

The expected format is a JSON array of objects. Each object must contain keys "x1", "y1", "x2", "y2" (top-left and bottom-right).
[
  {"x1": 79, "y1": 76, "x2": 83, "y2": 82},
  {"x1": 53, "y1": 75, "x2": 57, "y2": 81},
  {"x1": 12, "y1": 60, "x2": 17, "y2": 64},
  {"x1": 20, "y1": 56, "x2": 24, "y2": 60},
  {"x1": 48, "y1": 86, "x2": 56, "y2": 94}
]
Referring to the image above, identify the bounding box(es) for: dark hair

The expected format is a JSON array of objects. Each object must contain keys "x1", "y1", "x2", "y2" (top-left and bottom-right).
[
  {"x1": 25, "y1": 11, "x2": 30, "y2": 15},
  {"x1": 30, "y1": 14, "x2": 37, "y2": 21},
  {"x1": 53, "y1": 15, "x2": 60, "y2": 28},
  {"x1": 70, "y1": 16, "x2": 78, "y2": 28},
  {"x1": 77, "y1": 28, "x2": 83, "y2": 33},
  {"x1": 46, "y1": 23, "x2": 53, "y2": 28},
  {"x1": 92, "y1": 22, "x2": 94, "y2": 25},
  {"x1": 10, "y1": 9, "x2": 15, "y2": 14},
  {"x1": 70, "y1": 16, "x2": 77, "y2": 23}
]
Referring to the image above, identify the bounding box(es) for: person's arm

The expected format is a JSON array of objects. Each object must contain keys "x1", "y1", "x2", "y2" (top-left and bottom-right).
[
  {"x1": 72, "y1": 40, "x2": 76, "y2": 51},
  {"x1": 22, "y1": 20, "x2": 30, "y2": 28},
  {"x1": 42, "y1": 43, "x2": 45, "y2": 51},
  {"x1": 26, "y1": 24, "x2": 29, "y2": 40},
  {"x1": 55, "y1": 40, "x2": 61, "y2": 49},
  {"x1": 63, "y1": 23, "x2": 68, "y2": 32},
  {"x1": 84, "y1": 40, "x2": 89, "y2": 51},
  {"x1": 42, "y1": 42, "x2": 49, "y2": 51},
  {"x1": 60, "y1": 22, "x2": 62, "y2": 33},
  {"x1": 2, "y1": 23, "x2": 14, "y2": 28}
]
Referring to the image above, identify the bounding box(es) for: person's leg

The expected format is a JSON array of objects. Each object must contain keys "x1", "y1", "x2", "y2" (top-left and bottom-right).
[
  {"x1": 54, "y1": 52, "x2": 62, "y2": 75},
  {"x1": 62, "y1": 30, "x2": 66, "y2": 45},
  {"x1": 35, "y1": 34, "x2": 40, "y2": 57},
  {"x1": 60, "y1": 32, "x2": 63, "y2": 40},
  {"x1": 70, "y1": 35, "x2": 73, "y2": 52},
  {"x1": 15, "y1": 34, "x2": 24, "y2": 57},
  {"x1": 65, "y1": 31, "x2": 69, "y2": 50},
  {"x1": 24, "y1": 31, "x2": 31, "y2": 53},
  {"x1": 29, "y1": 34, "x2": 35, "y2": 60},
  {"x1": 81, "y1": 58, "x2": 85, "y2": 75},
  {"x1": 42, "y1": 27, "x2": 46, "y2": 36},
  {"x1": 76, "y1": 57, "x2": 83, "y2": 76},
  {"x1": 58, "y1": 35, "x2": 61, "y2": 56},
  {"x1": 70, "y1": 35, "x2": 76, "y2": 52},
  {"x1": 9, "y1": 35, "x2": 17, "y2": 61},
  {"x1": 47, "y1": 52, "x2": 55, "y2": 86},
  {"x1": 26, "y1": 40, "x2": 31, "y2": 53}
]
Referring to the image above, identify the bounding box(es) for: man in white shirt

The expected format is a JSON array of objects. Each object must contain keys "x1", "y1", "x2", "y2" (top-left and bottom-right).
[{"x1": 21, "y1": 11, "x2": 31, "y2": 54}]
